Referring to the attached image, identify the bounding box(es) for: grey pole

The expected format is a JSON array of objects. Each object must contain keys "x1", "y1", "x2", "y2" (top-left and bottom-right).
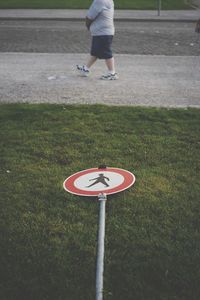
[
  {"x1": 96, "y1": 193, "x2": 107, "y2": 300},
  {"x1": 157, "y1": 0, "x2": 161, "y2": 16}
]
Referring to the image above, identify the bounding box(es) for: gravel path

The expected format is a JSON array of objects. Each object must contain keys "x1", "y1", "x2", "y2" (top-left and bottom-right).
[
  {"x1": 0, "y1": 18, "x2": 199, "y2": 107},
  {"x1": 0, "y1": 53, "x2": 199, "y2": 107}
]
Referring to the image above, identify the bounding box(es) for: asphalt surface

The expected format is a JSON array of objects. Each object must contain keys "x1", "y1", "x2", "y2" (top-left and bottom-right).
[
  {"x1": 0, "y1": 10, "x2": 200, "y2": 107},
  {"x1": 0, "y1": 20, "x2": 199, "y2": 56}
]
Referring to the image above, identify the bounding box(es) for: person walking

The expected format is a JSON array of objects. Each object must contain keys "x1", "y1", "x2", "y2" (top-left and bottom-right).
[{"x1": 76, "y1": 0, "x2": 118, "y2": 80}]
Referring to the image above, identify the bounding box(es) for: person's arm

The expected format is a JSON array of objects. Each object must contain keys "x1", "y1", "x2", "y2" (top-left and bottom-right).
[
  {"x1": 86, "y1": 0, "x2": 102, "y2": 30},
  {"x1": 85, "y1": 17, "x2": 93, "y2": 30}
]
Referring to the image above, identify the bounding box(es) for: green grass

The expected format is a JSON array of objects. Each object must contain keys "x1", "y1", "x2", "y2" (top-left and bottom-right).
[
  {"x1": 0, "y1": 104, "x2": 200, "y2": 300},
  {"x1": 0, "y1": 0, "x2": 191, "y2": 9}
]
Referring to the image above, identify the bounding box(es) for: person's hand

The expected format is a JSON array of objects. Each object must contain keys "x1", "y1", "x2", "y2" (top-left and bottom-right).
[
  {"x1": 195, "y1": 19, "x2": 200, "y2": 33},
  {"x1": 86, "y1": 17, "x2": 93, "y2": 30}
]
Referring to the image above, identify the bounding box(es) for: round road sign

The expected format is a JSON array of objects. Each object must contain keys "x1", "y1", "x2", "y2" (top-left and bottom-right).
[{"x1": 63, "y1": 167, "x2": 135, "y2": 196}]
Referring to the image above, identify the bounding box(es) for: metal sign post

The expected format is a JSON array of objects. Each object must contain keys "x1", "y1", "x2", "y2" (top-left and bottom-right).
[
  {"x1": 157, "y1": 0, "x2": 161, "y2": 16},
  {"x1": 63, "y1": 167, "x2": 136, "y2": 300},
  {"x1": 96, "y1": 193, "x2": 107, "y2": 300}
]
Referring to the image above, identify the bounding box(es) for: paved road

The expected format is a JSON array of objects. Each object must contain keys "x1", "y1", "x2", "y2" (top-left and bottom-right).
[
  {"x1": 0, "y1": 9, "x2": 199, "y2": 21},
  {"x1": 0, "y1": 20, "x2": 199, "y2": 55}
]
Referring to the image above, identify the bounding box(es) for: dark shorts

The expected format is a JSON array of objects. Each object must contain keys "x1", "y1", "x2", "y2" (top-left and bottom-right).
[{"x1": 91, "y1": 35, "x2": 113, "y2": 59}]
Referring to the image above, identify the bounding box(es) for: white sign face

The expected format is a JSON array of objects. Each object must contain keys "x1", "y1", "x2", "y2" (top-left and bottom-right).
[
  {"x1": 74, "y1": 171, "x2": 124, "y2": 192},
  {"x1": 63, "y1": 167, "x2": 136, "y2": 197}
]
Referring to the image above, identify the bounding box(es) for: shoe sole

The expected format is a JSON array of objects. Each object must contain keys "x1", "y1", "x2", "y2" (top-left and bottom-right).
[{"x1": 100, "y1": 77, "x2": 118, "y2": 80}]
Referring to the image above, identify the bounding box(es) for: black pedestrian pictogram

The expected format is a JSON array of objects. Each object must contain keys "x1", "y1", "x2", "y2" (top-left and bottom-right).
[{"x1": 86, "y1": 174, "x2": 110, "y2": 188}]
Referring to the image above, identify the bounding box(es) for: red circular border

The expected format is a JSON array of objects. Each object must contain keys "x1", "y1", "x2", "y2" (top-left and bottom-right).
[{"x1": 63, "y1": 167, "x2": 135, "y2": 197}]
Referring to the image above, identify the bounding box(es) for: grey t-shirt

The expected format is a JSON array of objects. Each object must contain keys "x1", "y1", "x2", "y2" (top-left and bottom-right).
[{"x1": 87, "y1": 0, "x2": 115, "y2": 36}]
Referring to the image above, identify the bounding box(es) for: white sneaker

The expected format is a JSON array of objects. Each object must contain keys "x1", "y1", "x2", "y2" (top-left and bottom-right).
[
  {"x1": 100, "y1": 73, "x2": 118, "y2": 80},
  {"x1": 76, "y1": 65, "x2": 90, "y2": 77}
]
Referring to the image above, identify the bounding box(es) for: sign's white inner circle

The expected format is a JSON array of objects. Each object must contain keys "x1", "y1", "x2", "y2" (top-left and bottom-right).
[{"x1": 74, "y1": 171, "x2": 124, "y2": 192}]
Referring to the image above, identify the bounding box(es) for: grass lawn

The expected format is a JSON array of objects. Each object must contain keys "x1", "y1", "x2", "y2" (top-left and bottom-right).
[
  {"x1": 0, "y1": 104, "x2": 199, "y2": 300},
  {"x1": 0, "y1": 0, "x2": 191, "y2": 9}
]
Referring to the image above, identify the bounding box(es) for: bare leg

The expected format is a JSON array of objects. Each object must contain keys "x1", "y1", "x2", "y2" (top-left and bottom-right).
[
  {"x1": 86, "y1": 55, "x2": 97, "y2": 69},
  {"x1": 105, "y1": 57, "x2": 115, "y2": 74}
]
